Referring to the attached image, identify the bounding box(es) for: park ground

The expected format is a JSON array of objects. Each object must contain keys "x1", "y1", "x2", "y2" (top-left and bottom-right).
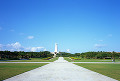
[{"x1": 0, "y1": 57, "x2": 120, "y2": 81}]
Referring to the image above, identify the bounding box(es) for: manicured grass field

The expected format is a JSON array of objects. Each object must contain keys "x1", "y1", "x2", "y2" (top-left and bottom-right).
[
  {"x1": 75, "y1": 63, "x2": 120, "y2": 81},
  {"x1": 0, "y1": 63, "x2": 48, "y2": 81},
  {"x1": 74, "y1": 59, "x2": 120, "y2": 62},
  {"x1": 64, "y1": 57, "x2": 120, "y2": 62},
  {"x1": 64, "y1": 57, "x2": 73, "y2": 62},
  {"x1": 0, "y1": 57, "x2": 58, "y2": 62}
]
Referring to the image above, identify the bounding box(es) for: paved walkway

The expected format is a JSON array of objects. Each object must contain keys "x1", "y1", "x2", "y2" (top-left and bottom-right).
[{"x1": 4, "y1": 57, "x2": 117, "y2": 81}]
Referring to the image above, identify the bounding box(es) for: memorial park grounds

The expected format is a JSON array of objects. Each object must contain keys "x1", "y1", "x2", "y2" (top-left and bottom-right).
[{"x1": 0, "y1": 51, "x2": 120, "y2": 81}]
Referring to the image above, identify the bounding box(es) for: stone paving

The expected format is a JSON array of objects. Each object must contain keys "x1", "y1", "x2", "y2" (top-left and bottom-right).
[{"x1": 4, "y1": 57, "x2": 118, "y2": 81}]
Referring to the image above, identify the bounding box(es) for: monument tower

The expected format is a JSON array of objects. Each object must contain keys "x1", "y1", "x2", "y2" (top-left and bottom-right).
[{"x1": 54, "y1": 43, "x2": 58, "y2": 57}]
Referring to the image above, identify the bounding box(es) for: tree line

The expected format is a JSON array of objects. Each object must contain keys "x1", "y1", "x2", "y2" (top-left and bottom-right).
[
  {"x1": 0, "y1": 51, "x2": 53, "y2": 60},
  {"x1": 58, "y1": 51, "x2": 120, "y2": 59},
  {"x1": 0, "y1": 50, "x2": 120, "y2": 60}
]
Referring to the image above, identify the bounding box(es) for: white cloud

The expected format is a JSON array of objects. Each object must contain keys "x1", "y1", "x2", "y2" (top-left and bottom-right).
[
  {"x1": 30, "y1": 47, "x2": 44, "y2": 52},
  {"x1": 66, "y1": 49, "x2": 70, "y2": 52},
  {"x1": 44, "y1": 48, "x2": 47, "y2": 51},
  {"x1": 30, "y1": 47, "x2": 38, "y2": 52},
  {"x1": 94, "y1": 44, "x2": 106, "y2": 48},
  {"x1": 27, "y1": 36, "x2": 34, "y2": 39},
  {"x1": 7, "y1": 42, "x2": 22, "y2": 51},
  {"x1": 12, "y1": 42, "x2": 21, "y2": 49},
  {"x1": 9, "y1": 49, "x2": 14, "y2": 52},
  {"x1": 25, "y1": 47, "x2": 45, "y2": 52},
  {"x1": 0, "y1": 42, "x2": 46, "y2": 52}
]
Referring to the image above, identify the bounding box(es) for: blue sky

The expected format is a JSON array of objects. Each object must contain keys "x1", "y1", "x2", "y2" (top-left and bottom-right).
[{"x1": 0, "y1": 0, "x2": 120, "y2": 53}]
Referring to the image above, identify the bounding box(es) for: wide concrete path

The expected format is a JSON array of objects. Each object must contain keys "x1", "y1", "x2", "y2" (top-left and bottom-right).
[{"x1": 4, "y1": 57, "x2": 117, "y2": 81}]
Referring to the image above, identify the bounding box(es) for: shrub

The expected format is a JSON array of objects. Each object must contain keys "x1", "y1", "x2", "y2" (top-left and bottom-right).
[
  {"x1": 74, "y1": 58, "x2": 81, "y2": 60},
  {"x1": 70, "y1": 57, "x2": 81, "y2": 60},
  {"x1": 70, "y1": 57, "x2": 75, "y2": 59},
  {"x1": 43, "y1": 57, "x2": 53, "y2": 60}
]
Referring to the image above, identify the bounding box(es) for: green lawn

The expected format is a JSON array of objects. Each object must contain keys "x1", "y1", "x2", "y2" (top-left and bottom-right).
[
  {"x1": 75, "y1": 63, "x2": 120, "y2": 81},
  {"x1": 64, "y1": 57, "x2": 120, "y2": 62},
  {"x1": 0, "y1": 63, "x2": 48, "y2": 81},
  {"x1": 0, "y1": 57, "x2": 58, "y2": 62},
  {"x1": 64, "y1": 57, "x2": 73, "y2": 62}
]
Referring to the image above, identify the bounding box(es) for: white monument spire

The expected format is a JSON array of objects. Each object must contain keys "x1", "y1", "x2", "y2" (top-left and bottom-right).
[
  {"x1": 53, "y1": 43, "x2": 58, "y2": 57},
  {"x1": 54, "y1": 43, "x2": 58, "y2": 53}
]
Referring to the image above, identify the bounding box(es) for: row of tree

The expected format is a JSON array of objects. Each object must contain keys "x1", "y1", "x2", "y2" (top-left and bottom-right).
[
  {"x1": 79, "y1": 51, "x2": 120, "y2": 59},
  {"x1": 1, "y1": 50, "x2": 120, "y2": 60},
  {"x1": 0, "y1": 51, "x2": 53, "y2": 60},
  {"x1": 58, "y1": 51, "x2": 120, "y2": 59}
]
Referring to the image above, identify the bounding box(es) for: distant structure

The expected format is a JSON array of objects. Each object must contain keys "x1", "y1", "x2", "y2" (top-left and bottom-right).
[
  {"x1": 54, "y1": 43, "x2": 58, "y2": 53},
  {"x1": 53, "y1": 43, "x2": 58, "y2": 57}
]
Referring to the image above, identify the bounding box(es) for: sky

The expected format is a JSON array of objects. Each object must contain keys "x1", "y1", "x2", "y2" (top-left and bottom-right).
[{"x1": 0, "y1": 0, "x2": 120, "y2": 53}]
